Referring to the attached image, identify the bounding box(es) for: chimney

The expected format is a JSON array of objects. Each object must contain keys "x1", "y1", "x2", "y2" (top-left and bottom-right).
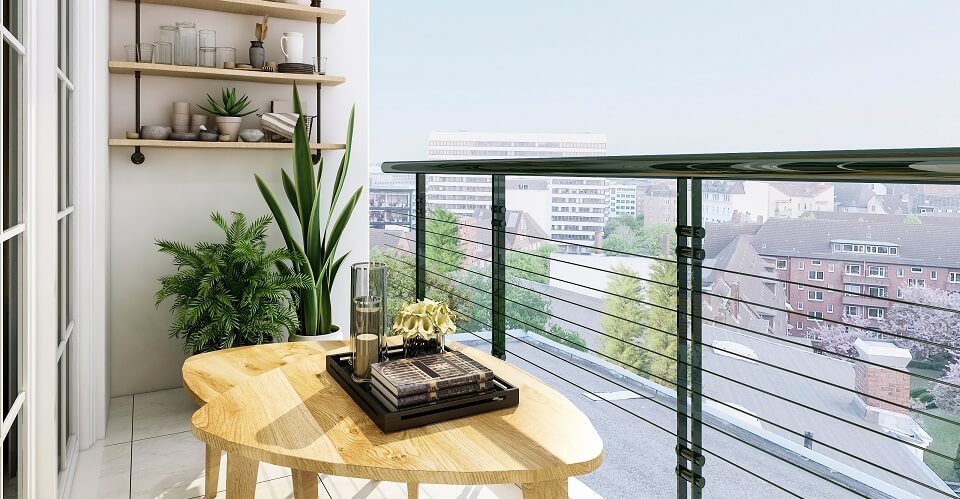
[
  {"x1": 661, "y1": 232, "x2": 671, "y2": 257},
  {"x1": 729, "y1": 281, "x2": 741, "y2": 317},
  {"x1": 803, "y1": 431, "x2": 813, "y2": 450},
  {"x1": 853, "y1": 338, "x2": 912, "y2": 415},
  {"x1": 756, "y1": 215, "x2": 764, "y2": 224},
  {"x1": 594, "y1": 231, "x2": 603, "y2": 250},
  {"x1": 731, "y1": 210, "x2": 742, "y2": 224}
]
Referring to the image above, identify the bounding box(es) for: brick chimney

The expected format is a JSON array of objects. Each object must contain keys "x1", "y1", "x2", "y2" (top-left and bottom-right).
[
  {"x1": 594, "y1": 231, "x2": 603, "y2": 250},
  {"x1": 729, "y1": 281, "x2": 741, "y2": 317},
  {"x1": 853, "y1": 338, "x2": 912, "y2": 415},
  {"x1": 731, "y1": 210, "x2": 742, "y2": 224},
  {"x1": 661, "y1": 232, "x2": 671, "y2": 257},
  {"x1": 756, "y1": 215, "x2": 764, "y2": 224}
]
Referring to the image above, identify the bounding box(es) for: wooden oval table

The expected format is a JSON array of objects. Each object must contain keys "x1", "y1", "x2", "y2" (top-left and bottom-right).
[{"x1": 190, "y1": 342, "x2": 604, "y2": 498}]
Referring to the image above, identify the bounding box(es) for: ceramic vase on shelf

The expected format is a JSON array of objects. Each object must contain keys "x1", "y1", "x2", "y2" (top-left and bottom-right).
[
  {"x1": 215, "y1": 116, "x2": 242, "y2": 142},
  {"x1": 249, "y1": 41, "x2": 265, "y2": 69},
  {"x1": 349, "y1": 262, "x2": 386, "y2": 383}
]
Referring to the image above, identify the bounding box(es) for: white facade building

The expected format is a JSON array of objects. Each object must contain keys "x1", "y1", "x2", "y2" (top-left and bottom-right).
[
  {"x1": 427, "y1": 132, "x2": 608, "y2": 252},
  {"x1": 701, "y1": 180, "x2": 835, "y2": 223},
  {"x1": 607, "y1": 183, "x2": 639, "y2": 217}
]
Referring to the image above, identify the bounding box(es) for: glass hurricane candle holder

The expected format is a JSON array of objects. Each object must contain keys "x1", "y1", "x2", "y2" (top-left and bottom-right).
[{"x1": 350, "y1": 262, "x2": 386, "y2": 383}]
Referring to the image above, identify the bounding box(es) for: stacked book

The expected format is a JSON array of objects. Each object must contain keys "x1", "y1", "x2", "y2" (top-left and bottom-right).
[{"x1": 370, "y1": 351, "x2": 495, "y2": 409}]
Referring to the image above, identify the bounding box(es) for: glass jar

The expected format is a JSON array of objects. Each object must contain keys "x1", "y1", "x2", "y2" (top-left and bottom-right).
[
  {"x1": 215, "y1": 47, "x2": 236, "y2": 69},
  {"x1": 350, "y1": 262, "x2": 386, "y2": 383},
  {"x1": 198, "y1": 29, "x2": 216, "y2": 49},
  {"x1": 402, "y1": 332, "x2": 445, "y2": 358},
  {"x1": 199, "y1": 47, "x2": 216, "y2": 68},
  {"x1": 138, "y1": 43, "x2": 154, "y2": 63},
  {"x1": 175, "y1": 22, "x2": 198, "y2": 66},
  {"x1": 155, "y1": 42, "x2": 173, "y2": 64},
  {"x1": 160, "y1": 25, "x2": 177, "y2": 62}
]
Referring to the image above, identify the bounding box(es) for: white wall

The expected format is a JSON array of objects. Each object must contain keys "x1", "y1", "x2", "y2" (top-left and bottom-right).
[{"x1": 109, "y1": 1, "x2": 369, "y2": 396}]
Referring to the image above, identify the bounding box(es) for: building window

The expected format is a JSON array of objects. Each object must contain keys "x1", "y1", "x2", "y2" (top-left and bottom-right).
[
  {"x1": 867, "y1": 307, "x2": 885, "y2": 320},
  {"x1": 911, "y1": 266, "x2": 923, "y2": 273},
  {"x1": 845, "y1": 305, "x2": 862, "y2": 317},
  {"x1": 868, "y1": 286, "x2": 887, "y2": 298},
  {"x1": 776, "y1": 260, "x2": 787, "y2": 270},
  {"x1": 931, "y1": 270, "x2": 938, "y2": 280},
  {"x1": 908, "y1": 278, "x2": 926, "y2": 288},
  {"x1": 950, "y1": 271, "x2": 960, "y2": 283},
  {"x1": 844, "y1": 284, "x2": 862, "y2": 295},
  {"x1": 827, "y1": 304, "x2": 834, "y2": 313},
  {"x1": 828, "y1": 263, "x2": 835, "y2": 272},
  {"x1": 867, "y1": 266, "x2": 886, "y2": 278},
  {"x1": 797, "y1": 284, "x2": 804, "y2": 290},
  {"x1": 897, "y1": 268, "x2": 904, "y2": 277},
  {"x1": 799, "y1": 262, "x2": 805, "y2": 270},
  {"x1": 808, "y1": 271, "x2": 824, "y2": 281},
  {"x1": 811, "y1": 260, "x2": 822, "y2": 266},
  {"x1": 797, "y1": 302, "x2": 804, "y2": 311},
  {"x1": 809, "y1": 311, "x2": 824, "y2": 321},
  {"x1": 797, "y1": 321, "x2": 804, "y2": 330},
  {"x1": 807, "y1": 291, "x2": 823, "y2": 301},
  {"x1": 844, "y1": 264, "x2": 862, "y2": 276}
]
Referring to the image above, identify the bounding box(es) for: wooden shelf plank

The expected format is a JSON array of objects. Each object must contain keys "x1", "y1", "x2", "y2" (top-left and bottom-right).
[
  {"x1": 119, "y1": 0, "x2": 345, "y2": 23},
  {"x1": 109, "y1": 139, "x2": 345, "y2": 150},
  {"x1": 108, "y1": 61, "x2": 345, "y2": 86}
]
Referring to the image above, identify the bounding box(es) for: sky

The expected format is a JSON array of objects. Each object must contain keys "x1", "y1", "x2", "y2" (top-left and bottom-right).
[{"x1": 371, "y1": 0, "x2": 960, "y2": 164}]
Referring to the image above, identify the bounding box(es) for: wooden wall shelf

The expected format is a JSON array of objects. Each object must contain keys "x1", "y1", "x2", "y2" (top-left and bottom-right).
[
  {"x1": 109, "y1": 62, "x2": 345, "y2": 86},
  {"x1": 109, "y1": 139, "x2": 345, "y2": 150},
  {"x1": 119, "y1": 0, "x2": 345, "y2": 23}
]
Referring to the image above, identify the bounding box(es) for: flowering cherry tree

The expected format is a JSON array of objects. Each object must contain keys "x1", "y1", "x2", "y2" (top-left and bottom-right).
[
  {"x1": 806, "y1": 316, "x2": 869, "y2": 358},
  {"x1": 886, "y1": 287, "x2": 960, "y2": 362},
  {"x1": 932, "y1": 361, "x2": 960, "y2": 414}
]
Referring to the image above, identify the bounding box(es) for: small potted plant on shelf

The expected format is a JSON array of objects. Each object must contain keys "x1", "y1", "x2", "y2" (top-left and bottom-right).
[
  {"x1": 392, "y1": 299, "x2": 457, "y2": 358},
  {"x1": 154, "y1": 212, "x2": 310, "y2": 354},
  {"x1": 197, "y1": 87, "x2": 258, "y2": 142}
]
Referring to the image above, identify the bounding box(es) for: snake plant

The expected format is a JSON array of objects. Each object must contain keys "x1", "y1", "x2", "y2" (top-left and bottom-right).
[
  {"x1": 256, "y1": 85, "x2": 361, "y2": 336},
  {"x1": 197, "y1": 87, "x2": 259, "y2": 117}
]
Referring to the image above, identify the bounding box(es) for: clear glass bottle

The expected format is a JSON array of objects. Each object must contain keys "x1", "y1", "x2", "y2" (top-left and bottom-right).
[
  {"x1": 155, "y1": 42, "x2": 173, "y2": 65},
  {"x1": 198, "y1": 29, "x2": 216, "y2": 49},
  {"x1": 159, "y1": 25, "x2": 177, "y2": 63},
  {"x1": 175, "y1": 22, "x2": 198, "y2": 66},
  {"x1": 350, "y1": 262, "x2": 386, "y2": 383}
]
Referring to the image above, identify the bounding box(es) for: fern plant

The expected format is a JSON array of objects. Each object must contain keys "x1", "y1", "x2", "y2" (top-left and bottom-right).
[{"x1": 155, "y1": 212, "x2": 310, "y2": 354}]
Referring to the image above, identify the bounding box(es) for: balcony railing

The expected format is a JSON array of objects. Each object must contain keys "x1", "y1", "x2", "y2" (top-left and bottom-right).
[{"x1": 374, "y1": 148, "x2": 960, "y2": 499}]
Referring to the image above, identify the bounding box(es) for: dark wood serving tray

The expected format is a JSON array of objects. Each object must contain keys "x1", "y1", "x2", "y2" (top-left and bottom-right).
[{"x1": 326, "y1": 346, "x2": 520, "y2": 433}]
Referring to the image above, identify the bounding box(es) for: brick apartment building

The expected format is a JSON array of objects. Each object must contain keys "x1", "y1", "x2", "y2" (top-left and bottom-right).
[{"x1": 750, "y1": 218, "x2": 960, "y2": 336}]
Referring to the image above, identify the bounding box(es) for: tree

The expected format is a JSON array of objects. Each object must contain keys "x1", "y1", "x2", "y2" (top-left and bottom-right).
[
  {"x1": 643, "y1": 260, "x2": 678, "y2": 385},
  {"x1": 371, "y1": 246, "x2": 470, "y2": 329},
  {"x1": 426, "y1": 207, "x2": 464, "y2": 273},
  {"x1": 458, "y1": 264, "x2": 553, "y2": 336},
  {"x1": 548, "y1": 324, "x2": 587, "y2": 352},
  {"x1": 806, "y1": 317, "x2": 869, "y2": 358},
  {"x1": 886, "y1": 287, "x2": 960, "y2": 364},
  {"x1": 601, "y1": 265, "x2": 651, "y2": 377},
  {"x1": 506, "y1": 244, "x2": 556, "y2": 284},
  {"x1": 903, "y1": 214, "x2": 922, "y2": 225},
  {"x1": 932, "y1": 361, "x2": 960, "y2": 415},
  {"x1": 601, "y1": 215, "x2": 676, "y2": 257}
]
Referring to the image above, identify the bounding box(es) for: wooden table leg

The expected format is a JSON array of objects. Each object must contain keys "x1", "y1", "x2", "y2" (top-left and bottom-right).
[
  {"x1": 204, "y1": 445, "x2": 221, "y2": 498},
  {"x1": 407, "y1": 482, "x2": 419, "y2": 499},
  {"x1": 520, "y1": 478, "x2": 568, "y2": 499},
  {"x1": 225, "y1": 454, "x2": 258, "y2": 499},
  {"x1": 292, "y1": 469, "x2": 319, "y2": 499}
]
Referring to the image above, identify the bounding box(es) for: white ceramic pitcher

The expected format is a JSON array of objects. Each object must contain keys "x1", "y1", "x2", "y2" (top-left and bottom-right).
[{"x1": 280, "y1": 32, "x2": 304, "y2": 63}]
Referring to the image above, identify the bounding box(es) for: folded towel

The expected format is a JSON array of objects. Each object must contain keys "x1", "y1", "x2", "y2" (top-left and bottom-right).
[{"x1": 260, "y1": 113, "x2": 300, "y2": 140}]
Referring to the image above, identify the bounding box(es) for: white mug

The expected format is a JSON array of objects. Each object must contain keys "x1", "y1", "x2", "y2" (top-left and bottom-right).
[{"x1": 280, "y1": 32, "x2": 304, "y2": 64}]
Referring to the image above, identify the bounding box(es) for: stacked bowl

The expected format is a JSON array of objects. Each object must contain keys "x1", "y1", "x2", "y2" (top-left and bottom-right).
[{"x1": 172, "y1": 102, "x2": 190, "y2": 133}]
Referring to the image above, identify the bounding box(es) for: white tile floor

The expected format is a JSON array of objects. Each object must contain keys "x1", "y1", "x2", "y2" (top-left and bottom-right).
[{"x1": 98, "y1": 388, "x2": 602, "y2": 499}]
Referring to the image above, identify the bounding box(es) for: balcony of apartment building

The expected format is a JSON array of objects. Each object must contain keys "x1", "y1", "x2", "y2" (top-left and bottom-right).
[{"x1": 5, "y1": 2, "x2": 960, "y2": 499}]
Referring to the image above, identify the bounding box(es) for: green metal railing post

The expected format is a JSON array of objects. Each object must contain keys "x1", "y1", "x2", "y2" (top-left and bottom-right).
[
  {"x1": 675, "y1": 178, "x2": 690, "y2": 499},
  {"x1": 491, "y1": 174, "x2": 507, "y2": 359},
  {"x1": 415, "y1": 173, "x2": 426, "y2": 300},
  {"x1": 690, "y1": 179, "x2": 704, "y2": 498}
]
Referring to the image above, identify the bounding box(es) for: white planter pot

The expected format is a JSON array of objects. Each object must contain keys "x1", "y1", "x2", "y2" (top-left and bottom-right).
[
  {"x1": 215, "y1": 116, "x2": 243, "y2": 142},
  {"x1": 289, "y1": 325, "x2": 342, "y2": 342}
]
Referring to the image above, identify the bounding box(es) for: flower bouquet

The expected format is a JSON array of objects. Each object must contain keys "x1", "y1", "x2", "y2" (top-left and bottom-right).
[{"x1": 392, "y1": 299, "x2": 457, "y2": 358}]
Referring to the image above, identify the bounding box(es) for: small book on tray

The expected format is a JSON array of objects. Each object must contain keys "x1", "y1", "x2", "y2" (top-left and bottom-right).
[{"x1": 370, "y1": 350, "x2": 494, "y2": 399}]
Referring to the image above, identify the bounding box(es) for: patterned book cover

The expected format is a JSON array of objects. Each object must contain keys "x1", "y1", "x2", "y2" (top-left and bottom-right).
[
  {"x1": 370, "y1": 351, "x2": 494, "y2": 397},
  {"x1": 370, "y1": 378, "x2": 486, "y2": 409}
]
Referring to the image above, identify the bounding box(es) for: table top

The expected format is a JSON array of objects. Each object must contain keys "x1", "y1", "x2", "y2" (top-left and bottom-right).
[
  {"x1": 189, "y1": 342, "x2": 604, "y2": 485},
  {"x1": 182, "y1": 340, "x2": 348, "y2": 406}
]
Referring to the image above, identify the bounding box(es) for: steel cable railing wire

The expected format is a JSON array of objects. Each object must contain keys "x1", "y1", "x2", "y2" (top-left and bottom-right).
[
  {"x1": 395, "y1": 261, "x2": 960, "y2": 473},
  {"x1": 377, "y1": 207, "x2": 960, "y2": 317},
  {"x1": 379, "y1": 246, "x2": 960, "y2": 428},
  {"x1": 390, "y1": 224, "x2": 960, "y2": 355},
  {"x1": 383, "y1": 234, "x2": 960, "y2": 391},
  {"x1": 450, "y1": 315, "x2": 851, "y2": 499}
]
